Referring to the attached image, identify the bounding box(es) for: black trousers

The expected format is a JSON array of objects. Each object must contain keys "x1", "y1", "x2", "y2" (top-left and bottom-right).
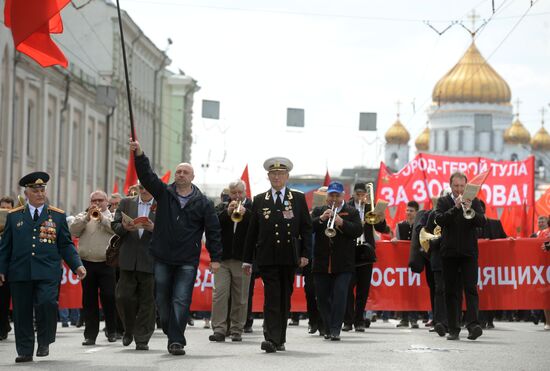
[
  {"x1": 315, "y1": 272, "x2": 352, "y2": 336},
  {"x1": 116, "y1": 270, "x2": 156, "y2": 344},
  {"x1": 10, "y1": 280, "x2": 58, "y2": 356},
  {"x1": 260, "y1": 265, "x2": 296, "y2": 346},
  {"x1": 344, "y1": 264, "x2": 373, "y2": 326},
  {"x1": 303, "y1": 265, "x2": 322, "y2": 329},
  {"x1": 81, "y1": 260, "x2": 117, "y2": 340},
  {"x1": 245, "y1": 272, "x2": 258, "y2": 328},
  {"x1": 0, "y1": 283, "x2": 11, "y2": 337},
  {"x1": 433, "y1": 271, "x2": 447, "y2": 327},
  {"x1": 442, "y1": 255, "x2": 479, "y2": 334}
]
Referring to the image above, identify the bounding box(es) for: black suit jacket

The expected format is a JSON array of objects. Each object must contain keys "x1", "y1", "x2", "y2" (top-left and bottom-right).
[
  {"x1": 479, "y1": 218, "x2": 507, "y2": 239},
  {"x1": 111, "y1": 197, "x2": 156, "y2": 273},
  {"x1": 434, "y1": 194, "x2": 486, "y2": 257},
  {"x1": 217, "y1": 198, "x2": 252, "y2": 261},
  {"x1": 244, "y1": 189, "x2": 312, "y2": 267},
  {"x1": 311, "y1": 203, "x2": 362, "y2": 273}
]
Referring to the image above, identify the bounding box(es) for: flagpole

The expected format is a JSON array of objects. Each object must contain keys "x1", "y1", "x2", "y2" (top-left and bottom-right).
[{"x1": 115, "y1": 0, "x2": 135, "y2": 140}]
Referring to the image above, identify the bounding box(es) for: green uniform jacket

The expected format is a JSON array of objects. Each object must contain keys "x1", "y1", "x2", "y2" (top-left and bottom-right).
[{"x1": 0, "y1": 204, "x2": 82, "y2": 281}]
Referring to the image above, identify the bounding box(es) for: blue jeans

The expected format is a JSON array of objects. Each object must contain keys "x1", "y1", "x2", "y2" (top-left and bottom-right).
[
  {"x1": 314, "y1": 272, "x2": 352, "y2": 337},
  {"x1": 154, "y1": 262, "x2": 197, "y2": 346},
  {"x1": 58, "y1": 308, "x2": 80, "y2": 324}
]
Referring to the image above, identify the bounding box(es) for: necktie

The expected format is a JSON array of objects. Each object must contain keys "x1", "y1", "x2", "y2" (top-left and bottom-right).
[
  {"x1": 33, "y1": 208, "x2": 39, "y2": 222},
  {"x1": 275, "y1": 191, "x2": 283, "y2": 209}
]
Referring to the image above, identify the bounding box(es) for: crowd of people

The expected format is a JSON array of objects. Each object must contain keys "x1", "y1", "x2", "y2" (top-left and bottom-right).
[{"x1": 0, "y1": 140, "x2": 549, "y2": 362}]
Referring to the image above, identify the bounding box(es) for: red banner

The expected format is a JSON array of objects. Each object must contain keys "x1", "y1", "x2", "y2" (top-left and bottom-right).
[
  {"x1": 375, "y1": 154, "x2": 535, "y2": 237},
  {"x1": 59, "y1": 239, "x2": 550, "y2": 311}
]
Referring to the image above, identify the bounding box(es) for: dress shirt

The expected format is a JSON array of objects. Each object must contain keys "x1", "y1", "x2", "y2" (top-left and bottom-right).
[
  {"x1": 28, "y1": 204, "x2": 45, "y2": 220},
  {"x1": 138, "y1": 197, "x2": 153, "y2": 238},
  {"x1": 271, "y1": 187, "x2": 287, "y2": 205}
]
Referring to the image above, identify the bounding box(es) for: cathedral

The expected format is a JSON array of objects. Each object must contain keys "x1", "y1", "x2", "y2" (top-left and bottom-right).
[{"x1": 384, "y1": 40, "x2": 550, "y2": 183}]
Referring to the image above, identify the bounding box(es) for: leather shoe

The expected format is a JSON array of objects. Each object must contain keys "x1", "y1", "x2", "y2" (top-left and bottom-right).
[
  {"x1": 82, "y1": 338, "x2": 96, "y2": 346},
  {"x1": 467, "y1": 325, "x2": 483, "y2": 340},
  {"x1": 209, "y1": 333, "x2": 225, "y2": 342},
  {"x1": 288, "y1": 319, "x2": 299, "y2": 326},
  {"x1": 15, "y1": 355, "x2": 33, "y2": 363},
  {"x1": 123, "y1": 334, "x2": 133, "y2": 346},
  {"x1": 323, "y1": 334, "x2": 330, "y2": 340},
  {"x1": 434, "y1": 323, "x2": 447, "y2": 337},
  {"x1": 355, "y1": 325, "x2": 365, "y2": 332},
  {"x1": 308, "y1": 324, "x2": 318, "y2": 334},
  {"x1": 168, "y1": 342, "x2": 185, "y2": 355},
  {"x1": 243, "y1": 326, "x2": 253, "y2": 333},
  {"x1": 230, "y1": 333, "x2": 242, "y2": 342},
  {"x1": 364, "y1": 318, "x2": 371, "y2": 328},
  {"x1": 276, "y1": 344, "x2": 286, "y2": 351},
  {"x1": 260, "y1": 340, "x2": 277, "y2": 353},
  {"x1": 396, "y1": 320, "x2": 409, "y2": 328},
  {"x1": 135, "y1": 343, "x2": 149, "y2": 351},
  {"x1": 36, "y1": 345, "x2": 49, "y2": 357},
  {"x1": 330, "y1": 335, "x2": 341, "y2": 341},
  {"x1": 342, "y1": 324, "x2": 352, "y2": 332},
  {"x1": 446, "y1": 333, "x2": 459, "y2": 340},
  {"x1": 107, "y1": 334, "x2": 117, "y2": 343}
]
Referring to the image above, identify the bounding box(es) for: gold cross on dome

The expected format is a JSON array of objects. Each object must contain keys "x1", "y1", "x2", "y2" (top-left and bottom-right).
[
  {"x1": 467, "y1": 10, "x2": 480, "y2": 31},
  {"x1": 540, "y1": 106, "x2": 547, "y2": 126},
  {"x1": 514, "y1": 98, "x2": 522, "y2": 117},
  {"x1": 395, "y1": 100, "x2": 402, "y2": 117}
]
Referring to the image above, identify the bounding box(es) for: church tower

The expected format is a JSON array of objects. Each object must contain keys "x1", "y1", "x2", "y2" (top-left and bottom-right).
[{"x1": 384, "y1": 113, "x2": 410, "y2": 171}]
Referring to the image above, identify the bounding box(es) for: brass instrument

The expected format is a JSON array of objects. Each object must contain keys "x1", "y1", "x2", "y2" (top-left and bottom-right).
[
  {"x1": 17, "y1": 195, "x2": 26, "y2": 207},
  {"x1": 459, "y1": 196, "x2": 475, "y2": 220},
  {"x1": 324, "y1": 204, "x2": 337, "y2": 238},
  {"x1": 231, "y1": 200, "x2": 244, "y2": 223},
  {"x1": 419, "y1": 223, "x2": 441, "y2": 253},
  {"x1": 364, "y1": 183, "x2": 383, "y2": 225},
  {"x1": 90, "y1": 208, "x2": 101, "y2": 220}
]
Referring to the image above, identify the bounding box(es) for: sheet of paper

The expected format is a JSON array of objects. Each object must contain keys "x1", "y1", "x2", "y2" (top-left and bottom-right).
[
  {"x1": 373, "y1": 200, "x2": 388, "y2": 215},
  {"x1": 463, "y1": 183, "x2": 481, "y2": 201}
]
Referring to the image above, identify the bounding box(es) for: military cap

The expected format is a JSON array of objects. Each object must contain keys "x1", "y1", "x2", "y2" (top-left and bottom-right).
[
  {"x1": 19, "y1": 171, "x2": 50, "y2": 188},
  {"x1": 263, "y1": 157, "x2": 293, "y2": 172}
]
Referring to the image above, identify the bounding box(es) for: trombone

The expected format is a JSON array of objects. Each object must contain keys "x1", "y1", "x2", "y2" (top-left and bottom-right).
[
  {"x1": 324, "y1": 204, "x2": 337, "y2": 238},
  {"x1": 231, "y1": 200, "x2": 244, "y2": 223},
  {"x1": 364, "y1": 183, "x2": 383, "y2": 225}
]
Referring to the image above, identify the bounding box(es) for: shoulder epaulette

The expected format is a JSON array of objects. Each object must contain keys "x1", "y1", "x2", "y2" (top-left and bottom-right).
[
  {"x1": 8, "y1": 205, "x2": 24, "y2": 213},
  {"x1": 48, "y1": 205, "x2": 65, "y2": 214},
  {"x1": 289, "y1": 188, "x2": 304, "y2": 194}
]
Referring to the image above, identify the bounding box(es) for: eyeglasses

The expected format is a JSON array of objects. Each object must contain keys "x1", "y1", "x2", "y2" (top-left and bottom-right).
[{"x1": 91, "y1": 198, "x2": 106, "y2": 203}]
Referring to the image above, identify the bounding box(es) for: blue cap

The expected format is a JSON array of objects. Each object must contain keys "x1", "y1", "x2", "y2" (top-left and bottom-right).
[{"x1": 327, "y1": 181, "x2": 344, "y2": 194}]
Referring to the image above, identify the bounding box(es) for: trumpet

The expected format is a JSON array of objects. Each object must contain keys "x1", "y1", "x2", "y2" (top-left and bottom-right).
[
  {"x1": 364, "y1": 183, "x2": 382, "y2": 225},
  {"x1": 459, "y1": 196, "x2": 475, "y2": 220},
  {"x1": 324, "y1": 204, "x2": 337, "y2": 238},
  {"x1": 230, "y1": 200, "x2": 244, "y2": 223},
  {"x1": 90, "y1": 208, "x2": 101, "y2": 220}
]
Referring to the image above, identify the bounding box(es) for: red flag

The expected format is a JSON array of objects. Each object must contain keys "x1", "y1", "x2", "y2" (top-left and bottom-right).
[
  {"x1": 123, "y1": 129, "x2": 138, "y2": 195},
  {"x1": 323, "y1": 169, "x2": 331, "y2": 187},
  {"x1": 112, "y1": 181, "x2": 119, "y2": 195},
  {"x1": 518, "y1": 200, "x2": 530, "y2": 238},
  {"x1": 240, "y1": 165, "x2": 251, "y2": 199},
  {"x1": 535, "y1": 187, "x2": 550, "y2": 218},
  {"x1": 4, "y1": 0, "x2": 70, "y2": 68},
  {"x1": 161, "y1": 170, "x2": 171, "y2": 184},
  {"x1": 468, "y1": 170, "x2": 490, "y2": 186}
]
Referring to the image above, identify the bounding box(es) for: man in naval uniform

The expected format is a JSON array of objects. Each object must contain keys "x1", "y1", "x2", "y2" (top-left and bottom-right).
[
  {"x1": 0, "y1": 172, "x2": 86, "y2": 363},
  {"x1": 243, "y1": 157, "x2": 312, "y2": 353}
]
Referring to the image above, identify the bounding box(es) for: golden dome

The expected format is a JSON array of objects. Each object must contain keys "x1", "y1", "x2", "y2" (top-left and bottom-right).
[
  {"x1": 432, "y1": 41, "x2": 511, "y2": 105},
  {"x1": 415, "y1": 126, "x2": 430, "y2": 151},
  {"x1": 503, "y1": 116, "x2": 531, "y2": 145},
  {"x1": 531, "y1": 124, "x2": 550, "y2": 151},
  {"x1": 385, "y1": 117, "x2": 410, "y2": 145}
]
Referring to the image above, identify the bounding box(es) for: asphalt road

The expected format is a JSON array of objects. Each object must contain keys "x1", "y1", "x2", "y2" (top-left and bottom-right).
[{"x1": 0, "y1": 319, "x2": 548, "y2": 371}]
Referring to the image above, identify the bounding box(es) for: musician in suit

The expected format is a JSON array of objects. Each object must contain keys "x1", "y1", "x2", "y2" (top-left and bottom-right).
[
  {"x1": 209, "y1": 180, "x2": 252, "y2": 342},
  {"x1": 311, "y1": 182, "x2": 363, "y2": 340},
  {"x1": 111, "y1": 184, "x2": 156, "y2": 350},
  {"x1": 343, "y1": 183, "x2": 388, "y2": 332},
  {"x1": 0, "y1": 172, "x2": 86, "y2": 363},
  {"x1": 435, "y1": 171, "x2": 486, "y2": 341},
  {"x1": 243, "y1": 157, "x2": 312, "y2": 353}
]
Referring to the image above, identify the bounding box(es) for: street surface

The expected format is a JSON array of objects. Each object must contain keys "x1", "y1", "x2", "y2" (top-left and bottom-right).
[{"x1": 0, "y1": 320, "x2": 548, "y2": 370}]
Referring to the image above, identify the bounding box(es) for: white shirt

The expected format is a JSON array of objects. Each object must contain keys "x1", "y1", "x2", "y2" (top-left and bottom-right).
[
  {"x1": 271, "y1": 187, "x2": 286, "y2": 205},
  {"x1": 28, "y1": 204, "x2": 45, "y2": 220},
  {"x1": 137, "y1": 197, "x2": 153, "y2": 238}
]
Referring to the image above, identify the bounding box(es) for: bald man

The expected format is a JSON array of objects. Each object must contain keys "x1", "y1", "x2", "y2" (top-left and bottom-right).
[{"x1": 129, "y1": 140, "x2": 222, "y2": 356}]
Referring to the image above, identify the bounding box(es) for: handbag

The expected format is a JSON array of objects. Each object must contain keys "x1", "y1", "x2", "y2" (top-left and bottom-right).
[
  {"x1": 355, "y1": 242, "x2": 376, "y2": 266},
  {"x1": 105, "y1": 234, "x2": 122, "y2": 268}
]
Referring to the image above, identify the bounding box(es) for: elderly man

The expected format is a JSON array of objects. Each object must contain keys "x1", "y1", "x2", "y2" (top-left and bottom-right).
[
  {"x1": 243, "y1": 157, "x2": 312, "y2": 353},
  {"x1": 112, "y1": 184, "x2": 156, "y2": 351},
  {"x1": 435, "y1": 171, "x2": 486, "y2": 341},
  {"x1": 109, "y1": 193, "x2": 123, "y2": 213},
  {"x1": 129, "y1": 139, "x2": 222, "y2": 356},
  {"x1": 209, "y1": 180, "x2": 252, "y2": 342},
  {"x1": 0, "y1": 172, "x2": 85, "y2": 363},
  {"x1": 70, "y1": 190, "x2": 116, "y2": 346}
]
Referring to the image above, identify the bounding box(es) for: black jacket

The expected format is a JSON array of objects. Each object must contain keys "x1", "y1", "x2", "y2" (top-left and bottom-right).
[
  {"x1": 217, "y1": 199, "x2": 252, "y2": 261},
  {"x1": 244, "y1": 189, "x2": 312, "y2": 267},
  {"x1": 479, "y1": 218, "x2": 507, "y2": 239},
  {"x1": 135, "y1": 153, "x2": 222, "y2": 266},
  {"x1": 111, "y1": 196, "x2": 156, "y2": 273},
  {"x1": 311, "y1": 203, "x2": 362, "y2": 273},
  {"x1": 434, "y1": 194, "x2": 486, "y2": 258}
]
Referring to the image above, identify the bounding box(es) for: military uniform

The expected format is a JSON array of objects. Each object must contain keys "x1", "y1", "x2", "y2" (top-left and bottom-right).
[
  {"x1": 243, "y1": 157, "x2": 312, "y2": 352},
  {"x1": 0, "y1": 172, "x2": 83, "y2": 362}
]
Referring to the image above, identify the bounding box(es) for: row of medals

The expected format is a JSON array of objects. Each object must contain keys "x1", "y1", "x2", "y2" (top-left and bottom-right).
[
  {"x1": 39, "y1": 220, "x2": 56, "y2": 243},
  {"x1": 263, "y1": 200, "x2": 292, "y2": 219}
]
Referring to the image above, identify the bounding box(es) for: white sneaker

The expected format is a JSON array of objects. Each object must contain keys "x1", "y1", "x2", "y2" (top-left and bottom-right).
[{"x1": 544, "y1": 324, "x2": 550, "y2": 330}]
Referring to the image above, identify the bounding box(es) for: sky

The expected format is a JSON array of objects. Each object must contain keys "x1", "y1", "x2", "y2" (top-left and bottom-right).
[{"x1": 118, "y1": 0, "x2": 550, "y2": 192}]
